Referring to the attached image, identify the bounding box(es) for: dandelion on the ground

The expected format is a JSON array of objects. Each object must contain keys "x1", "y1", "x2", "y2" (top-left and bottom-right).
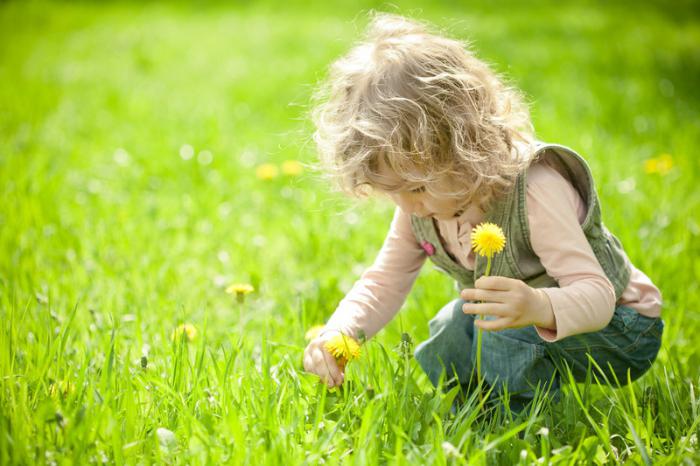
[
  {"x1": 256, "y1": 163, "x2": 279, "y2": 180},
  {"x1": 471, "y1": 222, "x2": 506, "y2": 259},
  {"x1": 644, "y1": 153, "x2": 673, "y2": 175},
  {"x1": 48, "y1": 380, "x2": 75, "y2": 398},
  {"x1": 226, "y1": 283, "x2": 255, "y2": 303},
  {"x1": 305, "y1": 325, "x2": 325, "y2": 341},
  {"x1": 324, "y1": 333, "x2": 361, "y2": 370},
  {"x1": 171, "y1": 323, "x2": 197, "y2": 342},
  {"x1": 281, "y1": 160, "x2": 304, "y2": 176}
]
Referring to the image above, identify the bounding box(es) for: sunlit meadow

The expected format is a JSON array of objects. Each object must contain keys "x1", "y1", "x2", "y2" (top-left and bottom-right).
[{"x1": 1, "y1": 0, "x2": 699, "y2": 464}]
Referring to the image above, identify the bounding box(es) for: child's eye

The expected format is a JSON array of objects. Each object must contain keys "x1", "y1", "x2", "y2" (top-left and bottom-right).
[{"x1": 410, "y1": 186, "x2": 426, "y2": 194}]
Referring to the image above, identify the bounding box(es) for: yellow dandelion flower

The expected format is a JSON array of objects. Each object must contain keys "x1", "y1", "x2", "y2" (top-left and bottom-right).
[
  {"x1": 226, "y1": 283, "x2": 255, "y2": 303},
  {"x1": 657, "y1": 154, "x2": 673, "y2": 172},
  {"x1": 305, "y1": 324, "x2": 325, "y2": 341},
  {"x1": 281, "y1": 160, "x2": 304, "y2": 176},
  {"x1": 644, "y1": 153, "x2": 673, "y2": 175},
  {"x1": 643, "y1": 158, "x2": 658, "y2": 174},
  {"x1": 171, "y1": 323, "x2": 197, "y2": 342},
  {"x1": 471, "y1": 222, "x2": 506, "y2": 258},
  {"x1": 226, "y1": 283, "x2": 254, "y2": 295},
  {"x1": 256, "y1": 163, "x2": 279, "y2": 180},
  {"x1": 49, "y1": 380, "x2": 75, "y2": 398},
  {"x1": 324, "y1": 334, "x2": 361, "y2": 364}
]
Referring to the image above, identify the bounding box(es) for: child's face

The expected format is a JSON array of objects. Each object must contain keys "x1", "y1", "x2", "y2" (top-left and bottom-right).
[
  {"x1": 376, "y1": 160, "x2": 463, "y2": 220},
  {"x1": 387, "y1": 189, "x2": 462, "y2": 220}
]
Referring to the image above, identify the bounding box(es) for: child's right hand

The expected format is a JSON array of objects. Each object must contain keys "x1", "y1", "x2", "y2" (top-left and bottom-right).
[{"x1": 303, "y1": 330, "x2": 344, "y2": 388}]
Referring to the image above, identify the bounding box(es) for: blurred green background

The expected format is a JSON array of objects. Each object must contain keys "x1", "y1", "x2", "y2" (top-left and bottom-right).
[{"x1": 1, "y1": 0, "x2": 699, "y2": 463}]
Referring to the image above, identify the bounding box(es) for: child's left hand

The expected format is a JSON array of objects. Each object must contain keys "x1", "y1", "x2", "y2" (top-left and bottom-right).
[{"x1": 460, "y1": 276, "x2": 556, "y2": 331}]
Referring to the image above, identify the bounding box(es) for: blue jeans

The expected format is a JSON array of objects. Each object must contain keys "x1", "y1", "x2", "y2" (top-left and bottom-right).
[{"x1": 414, "y1": 299, "x2": 663, "y2": 406}]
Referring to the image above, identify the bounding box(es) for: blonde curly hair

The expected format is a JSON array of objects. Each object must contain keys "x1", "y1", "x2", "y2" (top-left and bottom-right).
[{"x1": 312, "y1": 13, "x2": 535, "y2": 209}]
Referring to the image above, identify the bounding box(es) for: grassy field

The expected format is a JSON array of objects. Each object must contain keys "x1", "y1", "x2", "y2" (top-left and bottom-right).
[{"x1": 1, "y1": 0, "x2": 699, "y2": 463}]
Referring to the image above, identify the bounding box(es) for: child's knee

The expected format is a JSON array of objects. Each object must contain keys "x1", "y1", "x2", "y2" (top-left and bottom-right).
[
  {"x1": 415, "y1": 341, "x2": 470, "y2": 388},
  {"x1": 547, "y1": 309, "x2": 664, "y2": 384},
  {"x1": 428, "y1": 299, "x2": 470, "y2": 336},
  {"x1": 480, "y1": 328, "x2": 554, "y2": 395},
  {"x1": 415, "y1": 299, "x2": 474, "y2": 386}
]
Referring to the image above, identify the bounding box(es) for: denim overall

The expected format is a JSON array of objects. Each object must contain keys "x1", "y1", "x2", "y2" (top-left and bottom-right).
[{"x1": 411, "y1": 143, "x2": 663, "y2": 406}]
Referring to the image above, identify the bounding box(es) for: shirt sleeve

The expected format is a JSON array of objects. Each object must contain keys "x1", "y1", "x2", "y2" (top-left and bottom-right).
[
  {"x1": 324, "y1": 207, "x2": 427, "y2": 339},
  {"x1": 526, "y1": 162, "x2": 617, "y2": 342}
]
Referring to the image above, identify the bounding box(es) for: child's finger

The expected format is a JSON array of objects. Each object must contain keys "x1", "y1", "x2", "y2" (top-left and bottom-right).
[
  {"x1": 462, "y1": 302, "x2": 511, "y2": 317},
  {"x1": 460, "y1": 288, "x2": 507, "y2": 303},
  {"x1": 321, "y1": 350, "x2": 344, "y2": 387},
  {"x1": 311, "y1": 348, "x2": 341, "y2": 387},
  {"x1": 474, "y1": 317, "x2": 515, "y2": 331},
  {"x1": 474, "y1": 276, "x2": 515, "y2": 291},
  {"x1": 303, "y1": 352, "x2": 314, "y2": 372},
  {"x1": 310, "y1": 350, "x2": 333, "y2": 385}
]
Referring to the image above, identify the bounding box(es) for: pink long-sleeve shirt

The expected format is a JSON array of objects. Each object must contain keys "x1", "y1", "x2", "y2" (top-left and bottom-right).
[{"x1": 325, "y1": 159, "x2": 662, "y2": 342}]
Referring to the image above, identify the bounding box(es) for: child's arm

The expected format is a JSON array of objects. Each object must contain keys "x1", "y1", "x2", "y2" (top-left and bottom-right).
[
  {"x1": 303, "y1": 207, "x2": 427, "y2": 386},
  {"x1": 323, "y1": 207, "x2": 427, "y2": 339}
]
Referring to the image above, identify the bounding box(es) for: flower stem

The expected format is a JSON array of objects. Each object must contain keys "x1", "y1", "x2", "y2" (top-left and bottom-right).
[
  {"x1": 476, "y1": 321, "x2": 483, "y2": 395},
  {"x1": 476, "y1": 255, "x2": 492, "y2": 403}
]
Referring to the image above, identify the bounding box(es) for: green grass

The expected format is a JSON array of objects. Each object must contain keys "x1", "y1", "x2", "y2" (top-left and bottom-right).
[{"x1": 1, "y1": 0, "x2": 699, "y2": 463}]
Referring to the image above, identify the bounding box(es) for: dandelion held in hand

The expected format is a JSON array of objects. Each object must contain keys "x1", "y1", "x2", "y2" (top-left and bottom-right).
[
  {"x1": 324, "y1": 333, "x2": 361, "y2": 370},
  {"x1": 471, "y1": 222, "x2": 506, "y2": 260},
  {"x1": 470, "y1": 222, "x2": 506, "y2": 393}
]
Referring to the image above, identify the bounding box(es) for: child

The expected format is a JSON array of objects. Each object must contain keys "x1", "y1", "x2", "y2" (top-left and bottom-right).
[{"x1": 303, "y1": 13, "x2": 663, "y2": 407}]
